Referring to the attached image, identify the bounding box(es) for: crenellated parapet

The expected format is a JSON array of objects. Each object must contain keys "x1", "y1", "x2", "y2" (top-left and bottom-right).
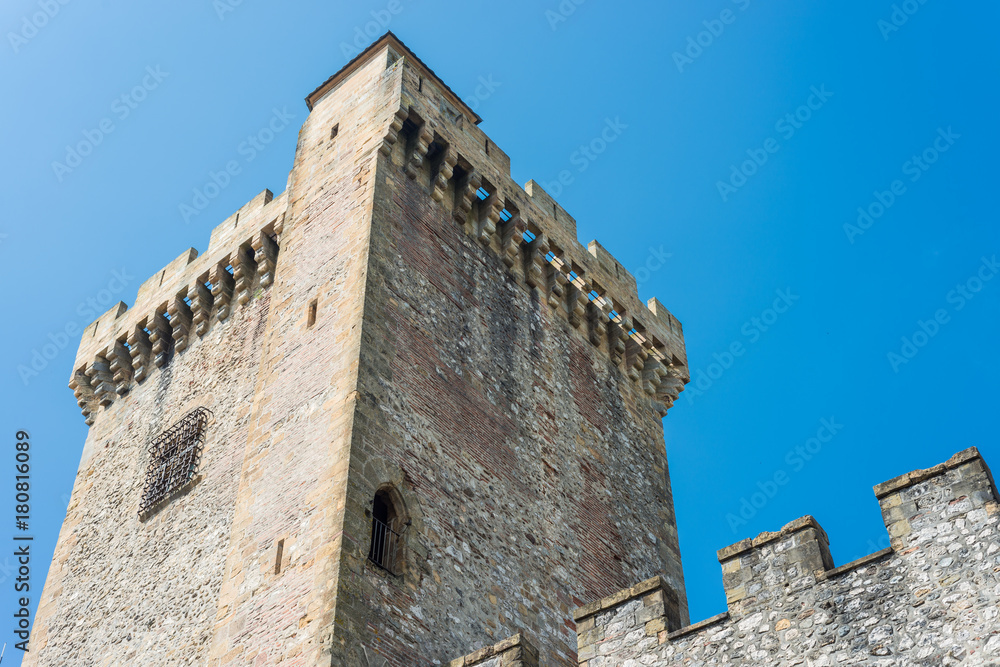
[
  {"x1": 68, "y1": 189, "x2": 287, "y2": 424},
  {"x1": 573, "y1": 447, "x2": 1000, "y2": 666},
  {"x1": 368, "y1": 55, "x2": 688, "y2": 415}
]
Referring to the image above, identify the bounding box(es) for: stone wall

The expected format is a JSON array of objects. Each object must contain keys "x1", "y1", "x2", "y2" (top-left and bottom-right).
[
  {"x1": 33, "y1": 33, "x2": 693, "y2": 667},
  {"x1": 574, "y1": 447, "x2": 1000, "y2": 666},
  {"x1": 321, "y1": 36, "x2": 690, "y2": 666},
  {"x1": 449, "y1": 633, "x2": 540, "y2": 667},
  {"x1": 25, "y1": 282, "x2": 273, "y2": 666},
  {"x1": 202, "y1": 44, "x2": 402, "y2": 666}
]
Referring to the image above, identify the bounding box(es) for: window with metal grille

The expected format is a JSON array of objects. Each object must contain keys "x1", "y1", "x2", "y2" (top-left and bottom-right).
[
  {"x1": 138, "y1": 407, "x2": 211, "y2": 518},
  {"x1": 367, "y1": 490, "x2": 404, "y2": 574}
]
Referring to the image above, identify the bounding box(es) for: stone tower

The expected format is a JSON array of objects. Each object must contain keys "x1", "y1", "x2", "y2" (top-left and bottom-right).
[{"x1": 28, "y1": 33, "x2": 690, "y2": 666}]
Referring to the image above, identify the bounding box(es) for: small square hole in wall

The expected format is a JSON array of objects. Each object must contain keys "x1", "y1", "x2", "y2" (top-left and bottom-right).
[
  {"x1": 307, "y1": 299, "x2": 317, "y2": 328},
  {"x1": 330, "y1": 124, "x2": 339, "y2": 140}
]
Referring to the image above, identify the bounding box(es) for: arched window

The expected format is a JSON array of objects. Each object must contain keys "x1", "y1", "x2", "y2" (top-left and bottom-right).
[{"x1": 368, "y1": 489, "x2": 404, "y2": 574}]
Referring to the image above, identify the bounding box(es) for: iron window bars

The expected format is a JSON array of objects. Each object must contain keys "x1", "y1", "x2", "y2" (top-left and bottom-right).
[
  {"x1": 138, "y1": 407, "x2": 211, "y2": 518},
  {"x1": 368, "y1": 515, "x2": 404, "y2": 575}
]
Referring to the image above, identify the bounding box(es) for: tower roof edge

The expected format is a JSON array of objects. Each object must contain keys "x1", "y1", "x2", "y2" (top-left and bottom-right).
[{"x1": 304, "y1": 31, "x2": 482, "y2": 125}]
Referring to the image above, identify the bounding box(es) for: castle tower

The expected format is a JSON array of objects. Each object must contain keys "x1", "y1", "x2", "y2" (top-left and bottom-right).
[{"x1": 28, "y1": 33, "x2": 690, "y2": 666}]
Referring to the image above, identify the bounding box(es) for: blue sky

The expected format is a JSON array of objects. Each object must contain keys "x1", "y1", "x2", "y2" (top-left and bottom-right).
[{"x1": 1, "y1": 0, "x2": 998, "y2": 659}]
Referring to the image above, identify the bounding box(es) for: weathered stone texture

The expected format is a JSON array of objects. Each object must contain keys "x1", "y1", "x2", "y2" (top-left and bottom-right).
[
  {"x1": 33, "y1": 33, "x2": 690, "y2": 667},
  {"x1": 575, "y1": 447, "x2": 1000, "y2": 666},
  {"x1": 318, "y1": 36, "x2": 689, "y2": 666},
  {"x1": 26, "y1": 290, "x2": 273, "y2": 666}
]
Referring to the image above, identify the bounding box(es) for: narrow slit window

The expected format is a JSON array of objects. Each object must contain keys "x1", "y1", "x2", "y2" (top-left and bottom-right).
[
  {"x1": 307, "y1": 300, "x2": 317, "y2": 328},
  {"x1": 274, "y1": 539, "x2": 285, "y2": 574},
  {"x1": 330, "y1": 124, "x2": 339, "y2": 140}
]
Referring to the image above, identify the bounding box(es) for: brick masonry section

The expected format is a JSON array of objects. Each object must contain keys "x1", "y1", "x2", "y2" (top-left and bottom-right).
[
  {"x1": 574, "y1": 447, "x2": 1000, "y2": 666},
  {"x1": 326, "y1": 34, "x2": 688, "y2": 666}
]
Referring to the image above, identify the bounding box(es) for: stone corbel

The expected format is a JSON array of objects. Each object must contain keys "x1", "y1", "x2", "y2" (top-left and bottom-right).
[
  {"x1": 87, "y1": 356, "x2": 115, "y2": 408},
  {"x1": 548, "y1": 266, "x2": 567, "y2": 310},
  {"x1": 168, "y1": 294, "x2": 193, "y2": 353},
  {"x1": 127, "y1": 324, "x2": 152, "y2": 383},
  {"x1": 608, "y1": 320, "x2": 627, "y2": 365},
  {"x1": 642, "y1": 354, "x2": 666, "y2": 396},
  {"x1": 570, "y1": 290, "x2": 588, "y2": 329},
  {"x1": 108, "y1": 339, "x2": 134, "y2": 396},
  {"x1": 404, "y1": 124, "x2": 434, "y2": 179},
  {"x1": 190, "y1": 281, "x2": 213, "y2": 336},
  {"x1": 70, "y1": 370, "x2": 96, "y2": 425},
  {"x1": 379, "y1": 108, "x2": 409, "y2": 156},
  {"x1": 252, "y1": 232, "x2": 279, "y2": 288},
  {"x1": 656, "y1": 366, "x2": 685, "y2": 409},
  {"x1": 525, "y1": 234, "x2": 549, "y2": 290},
  {"x1": 626, "y1": 336, "x2": 647, "y2": 382},
  {"x1": 619, "y1": 317, "x2": 643, "y2": 379},
  {"x1": 479, "y1": 198, "x2": 503, "y2": 246},
  {"x1": 149, "y1": 310, "x2": 172, "y2": 368},
  {"x1": 454, "y1": 171, "x2": 482, "y2": 226},
  {"x1": 233, "y1": 244, "x2": 256, "y2": 307},
  {"x1": 210, "y1": 263, "x2": 235, "y2": 322},
  {"x1": 587, "y1": 302, "x2": 607, "y2": 347},
  {"x1": 501, "y1": 218, "x2": 525, "y2": 271},
  {"x1": 432, "y1": 146, "x2": 457, "y2": 202}
]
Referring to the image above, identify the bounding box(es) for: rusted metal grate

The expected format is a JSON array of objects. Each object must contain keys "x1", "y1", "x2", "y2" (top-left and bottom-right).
[
  {"x1": 138, "y1": 407, "x2": 211, "y2": 518},
  {"x1": 368, "y1": 516, "x2": 403, "y2": 575}
]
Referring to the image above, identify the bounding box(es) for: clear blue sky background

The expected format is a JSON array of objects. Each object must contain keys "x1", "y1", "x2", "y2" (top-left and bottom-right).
[{"x1": 1, "y1": 0, "x2": 997, "y2": 661}]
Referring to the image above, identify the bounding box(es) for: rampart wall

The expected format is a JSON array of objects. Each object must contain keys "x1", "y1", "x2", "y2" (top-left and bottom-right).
[{"x1": 573, "y1": 447, "x2": 1000, "y2": 666}]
